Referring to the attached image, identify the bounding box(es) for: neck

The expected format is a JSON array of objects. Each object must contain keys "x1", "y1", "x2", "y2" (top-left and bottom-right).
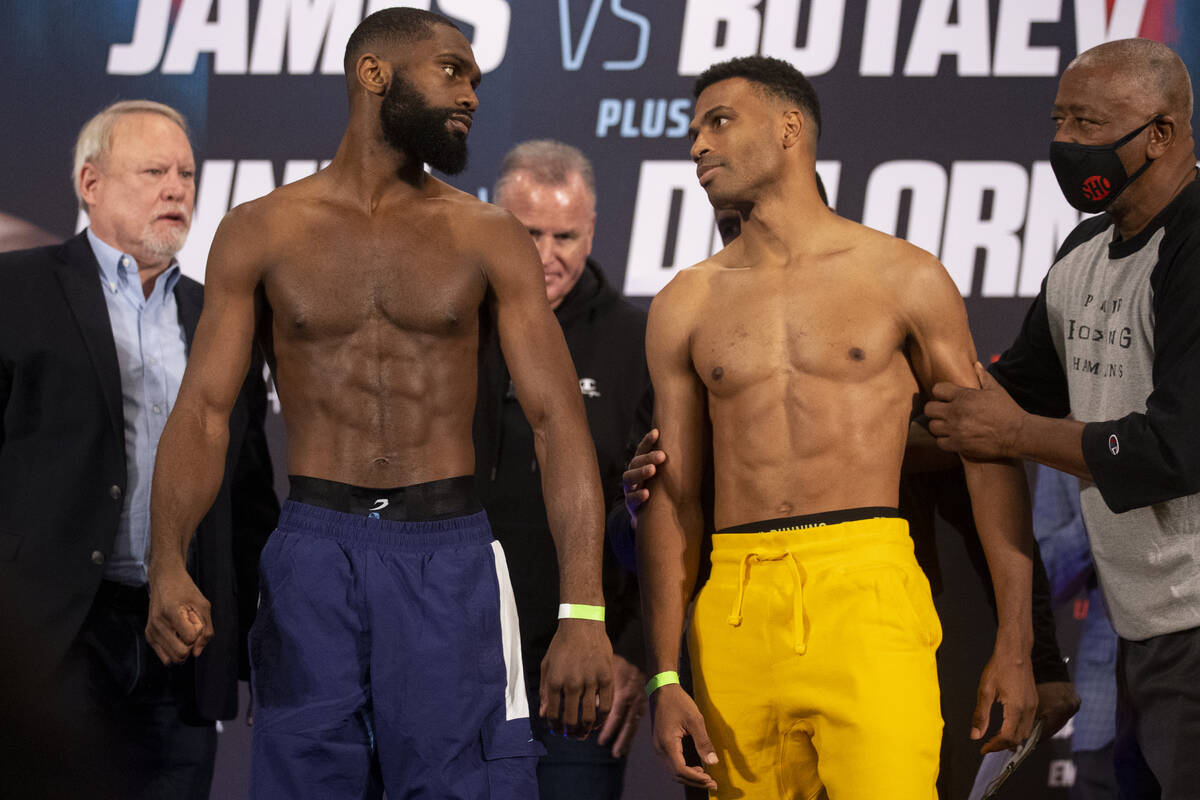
[
  {"x1": 90, "y1": 226, "x2": 173, "y2": 298},
  {"x1": 326, "y1": 109, "x2": 430, "y2": 210},
  {"x1": 137, "y1": 261, "x2": 170, "y2": 299},
  {"x1": 733, "y1": 169, "x2": 830, "y2": 259},
  {"x1": 1110, "y1": 154, "x2": 1198, "y2": 240}
]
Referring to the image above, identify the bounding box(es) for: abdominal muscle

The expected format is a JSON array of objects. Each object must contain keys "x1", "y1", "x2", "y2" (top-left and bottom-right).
[
  {"x1": 271, "y1": 322, "x2": 479, "y2": 489},
  {"x1": 708, "y1": 369, "x2": 914, "y2": 531}
]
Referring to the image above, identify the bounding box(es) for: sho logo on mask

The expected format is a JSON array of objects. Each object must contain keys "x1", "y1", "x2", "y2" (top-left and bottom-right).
[
  {"x1": 1108, "y1": 434, "x2": 1120, "y2": 456},
  {"x1": 1082, "y1": 175, "x2": 1111, "y2": 202}
]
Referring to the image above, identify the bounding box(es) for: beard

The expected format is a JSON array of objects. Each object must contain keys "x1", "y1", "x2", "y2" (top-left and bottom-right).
[
  {"x1": 140, "y1": 210, "x2": 190, "y2": 261},
  {"x1": 379, "y1": 75, "x2": 469, "y2": 175}
]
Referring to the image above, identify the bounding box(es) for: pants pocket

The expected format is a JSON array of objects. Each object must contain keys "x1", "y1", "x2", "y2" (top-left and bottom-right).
[{"x1": 481, "y1": 719, "x2": 544, "y2": 799}]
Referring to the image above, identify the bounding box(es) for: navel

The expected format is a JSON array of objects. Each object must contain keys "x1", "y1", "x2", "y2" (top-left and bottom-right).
[{"x1": 373, "y1": 457, "x2": 390, "y2": 467}]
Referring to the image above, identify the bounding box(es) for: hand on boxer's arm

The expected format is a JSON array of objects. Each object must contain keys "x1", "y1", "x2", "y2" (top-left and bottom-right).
[
  {"x1": 597, "y1": 654, "x2": 648, "y2": 757},
  {"x1": 622, "y1": 428, "x2": 664, "y2": 530},
  {"x1": 925, "y1": 364, "x2": 1027, "y2": 461},
  {"x1": 146, "y1": 565, "x2": 212, "y2": 664}
]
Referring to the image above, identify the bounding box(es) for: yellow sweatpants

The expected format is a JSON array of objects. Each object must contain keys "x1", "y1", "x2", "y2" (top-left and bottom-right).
[{"x1": 688, "y1": 514, "x2": 943, "y2": 800}]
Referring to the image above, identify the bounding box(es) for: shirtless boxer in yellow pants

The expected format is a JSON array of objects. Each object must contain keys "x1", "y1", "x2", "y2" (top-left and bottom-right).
[{"x1": 637, "y1": 56, "x2": 1038, "y2": 798}]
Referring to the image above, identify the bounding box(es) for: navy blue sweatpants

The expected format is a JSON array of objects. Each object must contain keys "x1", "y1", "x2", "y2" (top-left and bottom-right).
[{"x1": 249, "y1": 501, "x2": 543, "y2": 798}]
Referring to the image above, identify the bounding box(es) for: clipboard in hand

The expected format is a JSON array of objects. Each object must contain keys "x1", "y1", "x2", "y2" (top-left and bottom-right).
[{"x1": 966, "y1": 718, "x2": 1046, "y2": 800}]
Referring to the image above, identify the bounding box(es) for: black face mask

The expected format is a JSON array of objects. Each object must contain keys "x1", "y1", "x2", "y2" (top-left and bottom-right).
[{"x1": 1049, "y1": 117, "x2": 1159, "y2": 213}]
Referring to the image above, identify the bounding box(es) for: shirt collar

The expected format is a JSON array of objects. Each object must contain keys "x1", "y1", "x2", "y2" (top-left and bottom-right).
[{"x1": 87, "y1": 228, "x2": 182, "y2": 297}]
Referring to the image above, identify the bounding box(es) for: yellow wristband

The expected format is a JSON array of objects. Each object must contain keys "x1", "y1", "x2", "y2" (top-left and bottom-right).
[
  {"x1": 645, "y1": 670, "x2": 680, "y2": 696},
  {"x1": 557, "y1": 603, "x2": 605, "y2": 622}
]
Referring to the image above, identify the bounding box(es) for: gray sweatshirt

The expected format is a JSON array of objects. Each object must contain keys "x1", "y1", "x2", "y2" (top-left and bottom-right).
[{"x1": 992, "y1": 175, "x2": 1200, "y2": 641}]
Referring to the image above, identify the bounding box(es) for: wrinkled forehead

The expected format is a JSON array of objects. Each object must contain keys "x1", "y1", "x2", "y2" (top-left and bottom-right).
[
  {"x1": 108, "y1": 112, "x2": 193, "y2": 161},
  {"x1": 1056, "y1": 63, "x2": 1157, "y2": 117}
]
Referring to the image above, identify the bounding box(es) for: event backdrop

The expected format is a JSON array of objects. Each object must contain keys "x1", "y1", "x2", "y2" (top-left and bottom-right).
[{"x1": 2, "y1": 1, "x2": 1198, "y2": 798}]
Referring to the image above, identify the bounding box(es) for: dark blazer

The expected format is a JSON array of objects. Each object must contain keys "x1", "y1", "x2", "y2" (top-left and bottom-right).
[{"x1": 0, "y1": 231, "x2": 278, "y2": 721}]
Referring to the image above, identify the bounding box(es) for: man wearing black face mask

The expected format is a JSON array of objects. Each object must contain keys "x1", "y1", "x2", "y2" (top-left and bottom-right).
[{"x1": 926, "y1": 38, "x2": 1200, "y2": 799}]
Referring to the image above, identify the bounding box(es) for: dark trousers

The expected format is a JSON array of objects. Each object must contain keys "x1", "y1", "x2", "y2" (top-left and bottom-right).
[
  {"x1": 526, "y1": 684, "x2": 628, "y2": 800},
  {"x1": 1114, "y1": 627, "x2": 1200, "y2": 800},
  {"x1": 71, "y1": 581, "x2": 217, "y2": 800},
  {"x1": 1072, "y1": 744, "x2": 1118, "y2": 800},
  {"x1": 536, "y1": 725, "x2": 628, "y2": 800}
]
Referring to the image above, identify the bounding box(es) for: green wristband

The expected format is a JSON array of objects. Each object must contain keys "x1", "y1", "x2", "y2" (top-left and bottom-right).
[
  {"x1": 645, "y1": 670, "x2": 680, "y2": 696},
  {"x1": 557, "y1": 603, "x2": 605, "y2": 622}
]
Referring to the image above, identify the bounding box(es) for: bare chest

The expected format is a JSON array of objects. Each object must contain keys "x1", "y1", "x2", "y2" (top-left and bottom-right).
[
  {"x1": 690, "y1": 274, "x2": 907, "y2": 396},
  {"x1": 264, "y1": 216, "x2": 486, "y2": 341}
]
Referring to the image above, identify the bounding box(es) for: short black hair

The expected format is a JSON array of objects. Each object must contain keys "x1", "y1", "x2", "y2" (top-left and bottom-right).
[
  {"x1": 694, "y1": 56, "x2": 822, "y2": 140},
  {"x1": 343, "y1": 7, "x2": 460, "y2": 77}
]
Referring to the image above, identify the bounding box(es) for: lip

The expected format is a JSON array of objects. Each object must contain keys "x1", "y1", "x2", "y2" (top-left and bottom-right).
[
  {"x1": 448, "y1": 114, "x2": 472, "y2": 134},
  {"x1": 696, "y1": 163, "x2": 721, "y2": 184},
  {"x1": 155, "y1": 213, "x2": 187, "y2": 225}
]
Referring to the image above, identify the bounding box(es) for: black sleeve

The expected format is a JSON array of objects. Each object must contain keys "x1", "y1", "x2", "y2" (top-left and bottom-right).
[
  {"x1": 608, "y1": 567, "x2": 645, "y2": 670},
  {"x1": 988, "y1": 276, "x2": 1072, "y2": 419},
  {"x1": 231, "y1": 352, "x2": 281, "y2": 680},
  {"x1": 605, "y1": 377, "x2": 653, "y2": 668},
  {"x1": 606, "y1": 381, "x2": 655, "y2": 573},
  {"x1": 606, "y1": 503, "x2": 637, "y2": 573},
  {"x1": 1083, "y1": 224, "x2": 1200, "y2": 512}
]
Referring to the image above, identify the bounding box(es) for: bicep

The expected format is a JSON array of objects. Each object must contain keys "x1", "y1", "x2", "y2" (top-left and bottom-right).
[
  {"x1": 179, "y1": 210, "x2": 267, "y2": 417},
  {"x1": 903, "y1": 257, "x2": 980, "y2": 394},
  {"x1": 645, "y1": 292, "x2": 706, "y2": 508},
  {"x1": 485, "y1": 216, "x2": 579, "y2": 424}
]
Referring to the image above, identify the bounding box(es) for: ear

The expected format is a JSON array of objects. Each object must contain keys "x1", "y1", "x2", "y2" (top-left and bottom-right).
[
  {"x1": 356, "y1": 53, "x2": 391, "y2": 98},
  {"x1": 1147, "y1": 114, "x2": 1175, "y2": 159},
  {"x1": 78, "y1": 162, "x2": 102, "y2": 208},
  {"x1": 583, "y1": 211, "x2": 596, "y2": 256},
  {"x1": 781, "y1": 109, "x2": 805, "y2": 150}
]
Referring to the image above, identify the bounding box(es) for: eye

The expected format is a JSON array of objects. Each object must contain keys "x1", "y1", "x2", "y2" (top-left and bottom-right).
[
  {"x1": 714, "y1": 116, "x2": 729, "y2": 128},
  {"x1": 146, "y1": 168, "x2": 164, "y2": 176},
  {"x1": 180, "y1": 170, "x2": 195, "y2": 180},
  {"x1": 443, "y1": 63, "x2": 457, "y2": 78}
]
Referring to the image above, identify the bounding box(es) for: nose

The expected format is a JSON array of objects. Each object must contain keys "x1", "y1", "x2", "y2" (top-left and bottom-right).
[
  {"x1": 532, "y1": 234, "x2": 558, "y2": 269},
  {"x1": 690, "y1": 135, "x2": 709, "y2": 163},
  {"x1": 459, "y1": 86, "x2": 478, "y2": 114},
  {"x1": 162, "y1": 168, "x2": 188, "y2": 201}
]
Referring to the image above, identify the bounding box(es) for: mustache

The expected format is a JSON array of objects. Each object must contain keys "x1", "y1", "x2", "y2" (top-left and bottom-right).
[{"x1": 154, "y1": 204, "x2": 191, "y2": 222}]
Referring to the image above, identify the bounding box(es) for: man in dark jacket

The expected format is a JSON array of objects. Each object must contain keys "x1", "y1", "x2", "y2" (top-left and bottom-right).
[
  {"x1": 0, "y1": 100, "x2": 278, "y2": 800},
  {"x1": 475, "y1": 139, "x2": 651, "y2": 799}
]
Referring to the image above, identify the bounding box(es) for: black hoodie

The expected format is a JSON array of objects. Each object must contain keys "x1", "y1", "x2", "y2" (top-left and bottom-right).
[{"x1": 474, "y1": 259, "x2": 652, "y2": 683}]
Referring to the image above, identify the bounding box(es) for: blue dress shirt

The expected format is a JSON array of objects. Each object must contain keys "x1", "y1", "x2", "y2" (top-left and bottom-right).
[
  {"x1": 1033, "y1": 464, "x2": 1118, "y2": 753},
  {"x1": 88, "y1": 230, "x2": 188, "y2": 586}
]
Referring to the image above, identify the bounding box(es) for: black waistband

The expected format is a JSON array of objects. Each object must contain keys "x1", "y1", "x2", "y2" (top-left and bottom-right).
[
  {"x1": 288, "y1": 474, "x2": 481, "y2": 521},
  {"x1": 718, "y1": 506, "x2": 901, "y2": 534}
]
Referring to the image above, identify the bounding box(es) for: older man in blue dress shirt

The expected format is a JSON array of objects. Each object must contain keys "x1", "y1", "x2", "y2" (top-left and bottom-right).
[{"x1": 0, "y1": 100, "x2": 278, "y2": 799}]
